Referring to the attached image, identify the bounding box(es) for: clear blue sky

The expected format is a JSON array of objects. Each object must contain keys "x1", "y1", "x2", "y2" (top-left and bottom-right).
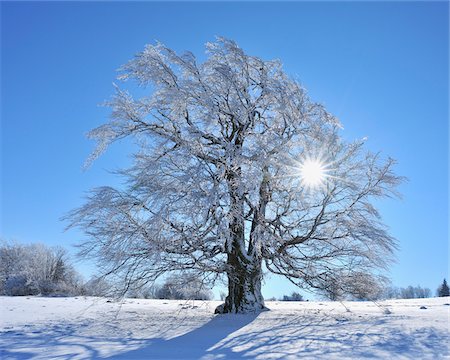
[{"x1": 1, "y1": 1, "x2": 448, "y2": 299}]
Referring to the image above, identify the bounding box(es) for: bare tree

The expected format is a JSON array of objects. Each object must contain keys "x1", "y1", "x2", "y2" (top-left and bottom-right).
[
  {"x1": 66, "y1": 38, "x2": 402, "y2": 313},
  {"x1": 0, "y1": 240, "x2": 82, "y2": 296}
]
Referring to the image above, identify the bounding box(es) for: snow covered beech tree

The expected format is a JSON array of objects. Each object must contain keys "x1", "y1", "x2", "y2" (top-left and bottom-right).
[{"x1": 67, "y1": 38, "x2": 402, "y2": 313}]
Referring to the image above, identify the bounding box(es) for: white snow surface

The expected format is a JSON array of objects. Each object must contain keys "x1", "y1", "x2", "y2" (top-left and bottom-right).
[{"x1": 1, "y1": 296, "x2": 449, "y2": 359}]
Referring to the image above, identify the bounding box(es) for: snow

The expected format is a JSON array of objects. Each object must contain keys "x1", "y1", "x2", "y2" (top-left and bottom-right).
[{"x1": 1, "y1": 296, "x2": 449, "y2": 359}]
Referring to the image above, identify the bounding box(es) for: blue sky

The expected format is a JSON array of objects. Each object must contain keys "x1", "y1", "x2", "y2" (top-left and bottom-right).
[{"x1": 1, "y1": 1, "x2": 448, "y2": 299}]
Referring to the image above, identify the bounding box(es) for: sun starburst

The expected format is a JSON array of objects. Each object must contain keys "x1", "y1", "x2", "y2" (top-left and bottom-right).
[{"x1": 298, "y1": 158, "x2": 329, "y2": 188}]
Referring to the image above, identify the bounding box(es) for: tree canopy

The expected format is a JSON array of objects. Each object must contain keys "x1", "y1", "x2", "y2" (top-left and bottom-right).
[{"x1": 67, "y1": 38, "x2": 402, "y2": 313}]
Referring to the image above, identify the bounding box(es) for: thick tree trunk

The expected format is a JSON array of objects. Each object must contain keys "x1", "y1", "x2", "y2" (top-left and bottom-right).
[
  {"x1": 215, "y1": 253, "x2": 266, "y2": 314},
  {"x1": 217, "y1": 142, "x2": 267, "y2": 313}
]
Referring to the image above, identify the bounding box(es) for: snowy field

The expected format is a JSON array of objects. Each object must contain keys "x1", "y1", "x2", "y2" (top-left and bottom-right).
[{"x1": 1, "y1": 296, "x2": 449, "y2": 359}]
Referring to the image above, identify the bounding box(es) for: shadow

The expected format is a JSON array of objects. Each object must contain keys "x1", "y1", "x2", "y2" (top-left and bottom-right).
[
  {"x1": 107, "y1": 313, "x2": 259, "y2": 360},
  {"x1": 197, "y1": 313, "x2": 450, "y2": 360},
  {"x1": 0, "y1": 321, "x2": 104, "y2": 360},
  {"x1": 0, "y1": 309, "x2": 259, "y2": 360},
  {"x1": 105, "y1": 310, "x2": 449, "y2": 359},
  {"x1": 1, "y1": 305, "x2": 449, "y2": 360}
]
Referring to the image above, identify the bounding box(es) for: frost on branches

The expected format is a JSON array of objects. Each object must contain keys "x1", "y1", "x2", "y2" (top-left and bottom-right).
[{"x1": 67, "y1": 38, "x2": 403, "y2": 314}]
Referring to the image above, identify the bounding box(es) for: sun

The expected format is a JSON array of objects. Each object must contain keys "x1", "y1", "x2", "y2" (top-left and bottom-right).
[{"x1": 299, "y1": 159, "x2": 327, "y2": 188}]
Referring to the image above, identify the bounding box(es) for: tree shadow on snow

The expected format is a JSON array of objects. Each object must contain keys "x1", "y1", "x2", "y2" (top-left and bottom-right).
[
  {"x1": 0, "y1": 321, "x2": 105, "y2": 360},
  {"x1": 0, "y1": 311, "x2": 260, "y2": 360},
  {"x1": 107, "y1": 312, "x2": 259, "y2": 360},
  {"x1": 191, "y1": 314, "x2": 449, "y2": 360},
  {"x1": 2, "y1": 309, "x2": 449, "y2": 360},
  {"x1": 106, "y1": 311, "x2": 449, "y2": 360}
]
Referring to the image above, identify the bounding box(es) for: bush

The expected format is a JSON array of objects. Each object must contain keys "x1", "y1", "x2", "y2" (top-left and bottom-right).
[
  {"x1": 281, "y1": 292, "x2": 304, "y2": 301},
  {"x1": 155, "y1": 274, "x2": 212, "y2": 300},
  {"x1": 315, "y1": 272, "x2": 388, "y2": 301},
  {"x1": 4, "y1": 275, "x2": 37, "y2": 296},
  {"x1": 81, "y1": 276, "x2": 111, "y2": 297}
]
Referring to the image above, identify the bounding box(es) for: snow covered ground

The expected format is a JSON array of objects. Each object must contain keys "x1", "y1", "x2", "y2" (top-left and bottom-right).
[{"x1": 1, "y1": 296, "x2": 449, "y2": 359}]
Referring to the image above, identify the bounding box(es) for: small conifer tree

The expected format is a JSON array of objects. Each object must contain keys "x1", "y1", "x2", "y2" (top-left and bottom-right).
[{"x1": 437, "y1": 279, "x2": 450, "y2": 297}]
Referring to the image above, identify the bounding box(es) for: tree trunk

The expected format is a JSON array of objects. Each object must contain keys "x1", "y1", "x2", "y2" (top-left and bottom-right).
[
  {"x1": 217, "y1": 144, "x2": 267, "y2": 314},
  {"x1": 215, "y1": 252, "x2": 266, "y2": 314},
  {"x1": 215, "y1": 167, "x2": 270, "y2": 314}
]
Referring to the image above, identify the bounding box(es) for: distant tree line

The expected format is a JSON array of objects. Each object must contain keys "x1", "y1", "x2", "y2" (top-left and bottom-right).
[
  {"x1": 1, "y1": 241, "x2": 447, "y2": 301},
  {"x1": 0, "y1": 241, "x2": 83, "y2": 296},
  {"x1": 281, "y1": 292, "x2": 304, "y2": 301},
  {"x1": 125, "y1": 274, "x2": 212, "y2": 300},
  {"x1": 318, "y1": 281, "x2": 450, "y2": 301},
  {"x1": 0, "y1": 241, "x2": 212, "y2": 300},
  {"x1": 383, "y1": 285, "x2": 432, "y2": 300}
]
